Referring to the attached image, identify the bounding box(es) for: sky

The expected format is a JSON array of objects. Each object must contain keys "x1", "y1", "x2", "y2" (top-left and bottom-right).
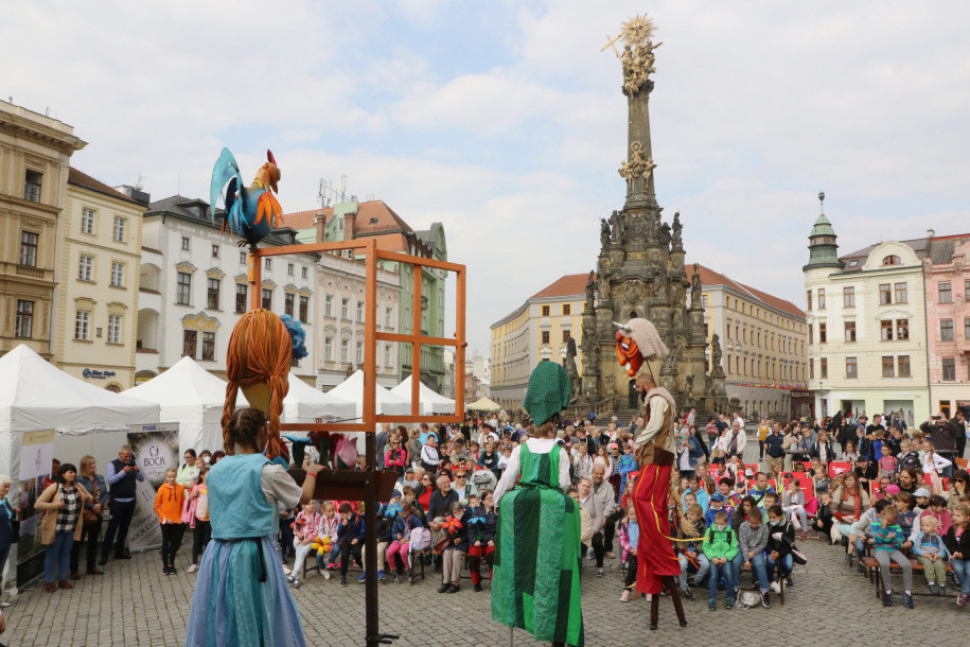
[{"x1": 6, "y1": 0, "x2": 970, "y2": 358}]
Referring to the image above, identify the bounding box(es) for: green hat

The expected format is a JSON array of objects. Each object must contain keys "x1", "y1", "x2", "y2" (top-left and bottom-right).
[{"x1": 523, "y1": 361, "x2": 571, "y2": 426}]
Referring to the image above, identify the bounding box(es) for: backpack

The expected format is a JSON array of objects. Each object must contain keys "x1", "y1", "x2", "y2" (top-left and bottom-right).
[{"x1": 409, "y1": 527, "x2": 431, "y2": 551}]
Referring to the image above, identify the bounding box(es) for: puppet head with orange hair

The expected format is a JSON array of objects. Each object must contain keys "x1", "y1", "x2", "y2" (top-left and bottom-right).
[{"x1": 223, "y1": 309, "x2": 291, "y2": 459}]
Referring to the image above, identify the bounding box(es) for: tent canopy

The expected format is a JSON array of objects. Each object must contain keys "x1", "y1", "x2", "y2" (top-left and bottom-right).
[
  {"x1": 467, "y1": 396, "x2": 502, "y2": 412},
  {"x1": 0, "y1": 345, "x2": 160, "y2": 434},
  {"x1": 125, "y1": 356, "x2": 227, "y2": 453},
  {"x1": 327, "y1": 370, "x2": 411, "y2": 419},
  {"x1": 390, "y1": 376, "x2": 455, "y2": 416},
  {"x1": 237, "y1": 373, "x2": 356, "y2": 424}
]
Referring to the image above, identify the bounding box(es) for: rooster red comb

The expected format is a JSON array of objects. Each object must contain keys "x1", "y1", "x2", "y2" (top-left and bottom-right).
[{"x1": 267, "y1": 149, "x2": 277, "y2": 166}]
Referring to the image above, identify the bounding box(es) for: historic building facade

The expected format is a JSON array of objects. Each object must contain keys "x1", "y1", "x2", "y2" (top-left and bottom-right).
[
  {"x1": 922, "y1": 234, "x2": 970, "y2": 418},
  {"x1": 286, "y1": 199, "x2": 448, "y2": 392},
  {"x1": 804, "y1": 211, "x2": 932, "y2": 425},
  {"x1": 490, "y1": 274, "x2": 588, "y2": 411},
  {"x1": 0, "y1": 100, "x2": 86, "y2": 359},
  {"x1": 137, "y1": 195, "x2": 317, "y2": 384},
  {"x1": 51, "y1": 170, "x2": 147, "y2": 391},
  {"x1": 696, "y1": 264, "x2": 809, "y2": 420}
]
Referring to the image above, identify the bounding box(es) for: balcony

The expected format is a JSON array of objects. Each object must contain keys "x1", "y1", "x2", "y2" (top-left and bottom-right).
[{"x1": 138, "y1": 287, "x2": 161, "y2": 313}]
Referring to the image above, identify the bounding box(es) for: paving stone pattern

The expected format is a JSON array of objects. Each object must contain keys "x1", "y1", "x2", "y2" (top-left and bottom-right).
[{"x1": 5, "y1": 438, "x2": 968, "y2": 646}]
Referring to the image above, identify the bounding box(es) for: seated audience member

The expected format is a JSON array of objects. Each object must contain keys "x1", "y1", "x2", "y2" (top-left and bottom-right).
[
  {"x1": 870, "y1": 504, "x2": 914, "y2": 608},
  {"x1": 738, "y1": 507, "x2": 772, "y2": 608}
]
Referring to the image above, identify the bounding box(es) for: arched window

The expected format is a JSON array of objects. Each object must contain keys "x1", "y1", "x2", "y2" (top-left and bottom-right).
[{"x1": 882, "y1": 255, "x2": 901, "y2": 266}]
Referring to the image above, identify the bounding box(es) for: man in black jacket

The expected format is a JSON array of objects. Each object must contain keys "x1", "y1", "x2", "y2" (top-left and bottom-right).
[{"x1": 100, "y1": 445, "x2": 145, "y2": 565}]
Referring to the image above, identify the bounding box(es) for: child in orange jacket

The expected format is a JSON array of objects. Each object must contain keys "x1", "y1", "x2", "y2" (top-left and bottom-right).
[{"x1": 154, "y1": 467, "x2": 186, "y2": 575}]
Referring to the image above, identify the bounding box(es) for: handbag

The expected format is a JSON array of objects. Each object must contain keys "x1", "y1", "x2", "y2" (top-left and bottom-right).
[{"x1": 82, "y1": 508, "x2": 100, "y2": 526}]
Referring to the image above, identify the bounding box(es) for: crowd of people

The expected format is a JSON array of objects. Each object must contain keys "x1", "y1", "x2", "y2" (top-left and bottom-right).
[{"x1": 3, "y1": 408, "x2": 967, "y2": 635}]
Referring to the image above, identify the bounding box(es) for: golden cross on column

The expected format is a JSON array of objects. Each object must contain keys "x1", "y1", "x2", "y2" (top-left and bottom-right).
[{"x1": 600, "y1": 32, "x2": 623, "y2": 57}]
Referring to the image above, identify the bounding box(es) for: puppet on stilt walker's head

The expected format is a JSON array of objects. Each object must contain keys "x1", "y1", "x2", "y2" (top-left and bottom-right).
[
  {"x1": 615, "y1": 318, "x2": 688, "y2": 630},
  {"x1": 223, "y1": 308, "x2": 307, "y2": 466}
]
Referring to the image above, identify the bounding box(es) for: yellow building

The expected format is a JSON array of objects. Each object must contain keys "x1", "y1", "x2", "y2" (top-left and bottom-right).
[
  {"x1": 52, "y1": 170, "x2": 147, "y2": 391},
  {"x1": 695, "y1": 264, "x2": 810, "y2": 419},
  {"x1": 0, "y1": 100, "x2": 86, "y2": 359},
  {"x1": 490, "y1": 274, "x2": 587, "y2": 411}
]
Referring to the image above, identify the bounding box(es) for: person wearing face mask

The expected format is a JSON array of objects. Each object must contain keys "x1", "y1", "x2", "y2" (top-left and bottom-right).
[{"x1": 765, "y1": 505, "x2": 796, "y2": 590}]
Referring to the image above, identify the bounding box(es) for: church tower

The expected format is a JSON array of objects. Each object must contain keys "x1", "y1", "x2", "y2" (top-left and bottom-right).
[
  {"x1": 580, "y1": 15, "x2": 709, "y2": 415},
  {"x1": 803, "y1": 192, "x2": 844, "y2": 272}
]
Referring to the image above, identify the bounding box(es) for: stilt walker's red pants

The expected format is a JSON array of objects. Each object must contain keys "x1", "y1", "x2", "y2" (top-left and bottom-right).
[{"x1": 633, "y1": 461, "x2": 681, "y2": 595}]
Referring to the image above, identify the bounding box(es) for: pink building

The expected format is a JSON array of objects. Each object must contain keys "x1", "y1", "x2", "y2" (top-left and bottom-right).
[{"x1": 924, "y1": 233, "x2": 970, "y2": 418}]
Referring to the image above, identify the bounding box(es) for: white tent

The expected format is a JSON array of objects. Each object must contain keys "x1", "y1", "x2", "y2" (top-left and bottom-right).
[
  {"x1": 390, "y1": 376, "x2": 456, "y2": 416},
  {"x1": 327, "y1": 370, "x2": 412, "y2": 419},
  {"x1": 125, "y1": 356, "x2": 228, "y2": 454},
  {"x1": 0, "y1": 343, "x2": 160, "y2": 490},
  {"x1": 236, "y1": 373, "x2": 356, "y2": 424},
  {"x1": 468, "y1": 396, "x2": 502, "y2": 412}
]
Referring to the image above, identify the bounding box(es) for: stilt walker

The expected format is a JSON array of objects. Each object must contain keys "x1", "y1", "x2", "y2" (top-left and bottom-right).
[{"x1": 615, "y1": 318, "x2": 687, "y2": 630}]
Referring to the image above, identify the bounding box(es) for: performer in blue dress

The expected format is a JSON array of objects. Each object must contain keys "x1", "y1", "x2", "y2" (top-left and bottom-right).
[{"x1": 185, "y1": 407, "x2": 322, "y2": 646}]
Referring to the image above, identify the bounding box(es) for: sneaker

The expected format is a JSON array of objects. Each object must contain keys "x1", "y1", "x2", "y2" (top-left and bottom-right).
[
  {"x1": 292, "y1": 578, "x2": 301, "y2": 589},
  {"x1": 286, "y1": 575, "x2": 295, "y2": 584},
  {"x1": 958, "y1": 594, "x2": 969, "y2": 608},
  {"x1": 474, "y1": 582, "x2": 483, "y2": 593},
  {"x1": 681, "y1": 587, "x2": 693, "y2": 601},
  {"x1": 902, "y1": 592, "x2": 914, "y2": 609},
  {"x1": 0, "y1": 602, "x2": 9, "y2": 608},
  {"x1": 883, "y1": 591, "x2": 894, "y2": 607},
  {"x1": 708, "y1": 599, "x2": 716, "y2": 611},
  {"x1": 187, "y1": 564, "x2": 198, "y2": 574},
  {"x1": 340, "y1": 577, "x2": 348, "y2": 588},
  {"x1": 323, "y1": 569, "x2": 331, "y2": 580},
  {"x1": 170, "y1": 565, "x2": 178, "y2": 575},
  {"x1": 163, "y1": 566, "x2": 172, "y2": 576},
  {"x1": 939, "y1": 585, "x2": 946, "y2": 597},
  {"x1": 725, "y1": 597, "x2": 735, "y2": 610},
  {"x1": 358, "y1": 573, "x2": 367, "y2": 583},
  {"x1": 620, "y1": 589, "x2": 631, "y2": 602},
  {"x1": 760, "y1": 592, "x2": 770, "y2": 608},
  {"x1": 377, "y1": 570, "x2": 385, "y2": 581},
  {"x1": 785, "y1": 576, "x2": 793, "y2": 588},
  {"x1": 928, "y1": 583, "x2": 938, "y2": 596},
  {"x1": 596, "y1": 568, "x2": 604, "y2": 578},
  {"x1": 605, "y1": 551, "x2": 616, "y2": 559},
  {"x1": 770, "y1": 581, "x2": 781, "y2": 594}
]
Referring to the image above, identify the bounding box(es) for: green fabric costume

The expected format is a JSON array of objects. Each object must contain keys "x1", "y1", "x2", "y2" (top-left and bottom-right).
[{"x1": 492, "y1": 363, "x2": 583, "y2": 646}]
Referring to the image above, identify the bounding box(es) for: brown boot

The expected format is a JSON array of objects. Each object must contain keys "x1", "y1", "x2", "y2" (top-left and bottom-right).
[
  {"x1": 58, "y1": 580, "x2": 73, "y2": 590},
  {"x1": 44, "y1": 582, "x2": 56, "y2": 593},
  {"x1": 69, "y1": 571, "x2": 82, "y2": 580}
]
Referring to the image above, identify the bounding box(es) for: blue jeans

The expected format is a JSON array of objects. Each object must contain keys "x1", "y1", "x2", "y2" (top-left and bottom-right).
[
  {"x1": 766, "y1": 553, "x2": 793, "y2": 581},
  {"x1": 748, "y1": 552, "x2": 770, "y2": 592},
  {"x1": 678, "y1": 553, "x2": 709, "y2": 588},
  {"x1": 952, "y1": 558, "x2": 970, "y2": 596},
  {"x1": 708, "y1": 558, "x2": 738, "y2": 601},
  {"x1": 45, "y1": 531, "x2": 74, "y2": 583}
]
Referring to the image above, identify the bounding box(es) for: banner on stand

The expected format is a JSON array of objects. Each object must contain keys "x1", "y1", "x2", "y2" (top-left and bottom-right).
[
  {"x1": 16, "y1": 430, "x2": 55, "y2": 584},
  {"x1": 125, "y1": 423, "x2": 179, "y2": 552}
]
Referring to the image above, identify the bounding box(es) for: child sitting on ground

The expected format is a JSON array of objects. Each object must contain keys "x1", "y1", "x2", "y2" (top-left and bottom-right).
[
  {"x1": 942, "y1": 504, "x2": 970, "y2": 607},
  {"x1": 618, "y1": 505, "x2": 640, "y2": 602},
  {"x1": 739, "y1": 507, "x2": 772, "y2": 608},
  {"x1": 870, "y1": 504, "x2": 914, "y2": 608},
  {"x1": 913, "y1": 515, "x2": 949, "y2": 596},
  {"x1": 766, "y1": 504, "x2": 796, "y2": 589},
  {"x1": 705, "y1": 510, "x2": 739, "y2": 611},
  {"x1": 677, "y1": 504, "x2": 709, "y2": 598}
]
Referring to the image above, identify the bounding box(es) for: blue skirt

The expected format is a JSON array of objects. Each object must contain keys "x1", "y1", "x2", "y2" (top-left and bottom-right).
[{"x1": 185, "y1": 536, "x2": 305, "y2": 647}]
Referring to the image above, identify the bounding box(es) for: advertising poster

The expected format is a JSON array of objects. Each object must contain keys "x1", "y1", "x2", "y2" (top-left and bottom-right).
[
  {"x1": 126, "y1": 423, "x2": 179, "y2": 551},
  {"x1": 17, "y1": 430, "x2": 55, "y2": 583}
]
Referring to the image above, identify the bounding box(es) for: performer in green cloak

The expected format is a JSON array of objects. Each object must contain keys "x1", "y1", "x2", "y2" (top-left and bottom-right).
[{"x1": 492, "y1": 362, "x2": 583, "y2": 647}]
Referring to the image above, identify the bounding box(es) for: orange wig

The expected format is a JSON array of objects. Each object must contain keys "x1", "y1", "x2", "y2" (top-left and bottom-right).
[{"x1": 222, "y1": 309, "x2": 291, "y2": 459}]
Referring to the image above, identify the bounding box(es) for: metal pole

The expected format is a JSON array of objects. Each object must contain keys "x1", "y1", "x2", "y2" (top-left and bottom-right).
[{"x1": 364, "y1": 431, "x2": 379, "y2": 646}]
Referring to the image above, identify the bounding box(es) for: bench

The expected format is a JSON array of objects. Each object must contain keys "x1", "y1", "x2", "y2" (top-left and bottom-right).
[{"x1": 859, "y1": 556, "x2": 955, "y2": 600}]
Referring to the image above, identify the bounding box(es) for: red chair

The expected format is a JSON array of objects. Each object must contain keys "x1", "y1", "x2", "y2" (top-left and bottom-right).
[
  {"x1": 828, "y1": 461, "x2": 851, "y2": 478},
  {"x1": 783, "y1": 471, "x2": 814, "y2": 494}
]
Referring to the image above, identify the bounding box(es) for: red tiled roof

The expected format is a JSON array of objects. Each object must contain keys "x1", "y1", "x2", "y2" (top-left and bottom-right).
[
  {"x1": 68, "y1": 167, "x2": 141, "y2": 205},
  {"x1": 530, "y1": 273, "x2": 593, "y2": 299},
  {"x1": 691, "y1": 263, "x2": 805, "y2": 319},
  {"x1": 283, "y1": 200, "x2": 413, "y2": 235},
  {"x1": 526, "y1": 265, "x2": 804, "y2": 319}
]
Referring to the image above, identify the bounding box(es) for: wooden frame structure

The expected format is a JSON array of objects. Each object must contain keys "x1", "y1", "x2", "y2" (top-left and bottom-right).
[{"x1": 247, "y1": 237, "x2": 467, "y2": 646}]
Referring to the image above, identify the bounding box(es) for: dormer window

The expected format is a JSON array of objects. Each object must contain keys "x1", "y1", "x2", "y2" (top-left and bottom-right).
[{"x1": 882, "y1": 255, "x2": 901, "y2": 266}]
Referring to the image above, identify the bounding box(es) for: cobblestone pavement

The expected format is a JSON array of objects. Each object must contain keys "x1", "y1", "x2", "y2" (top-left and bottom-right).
[{"x1": 6, "y1": 439, "x2": 969, "y2": 646}]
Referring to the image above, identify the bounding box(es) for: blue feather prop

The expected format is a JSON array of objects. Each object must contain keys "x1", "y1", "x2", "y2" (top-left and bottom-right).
[{"x1": 280, "y1": 314, "x2": 308, "y2": 360}]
